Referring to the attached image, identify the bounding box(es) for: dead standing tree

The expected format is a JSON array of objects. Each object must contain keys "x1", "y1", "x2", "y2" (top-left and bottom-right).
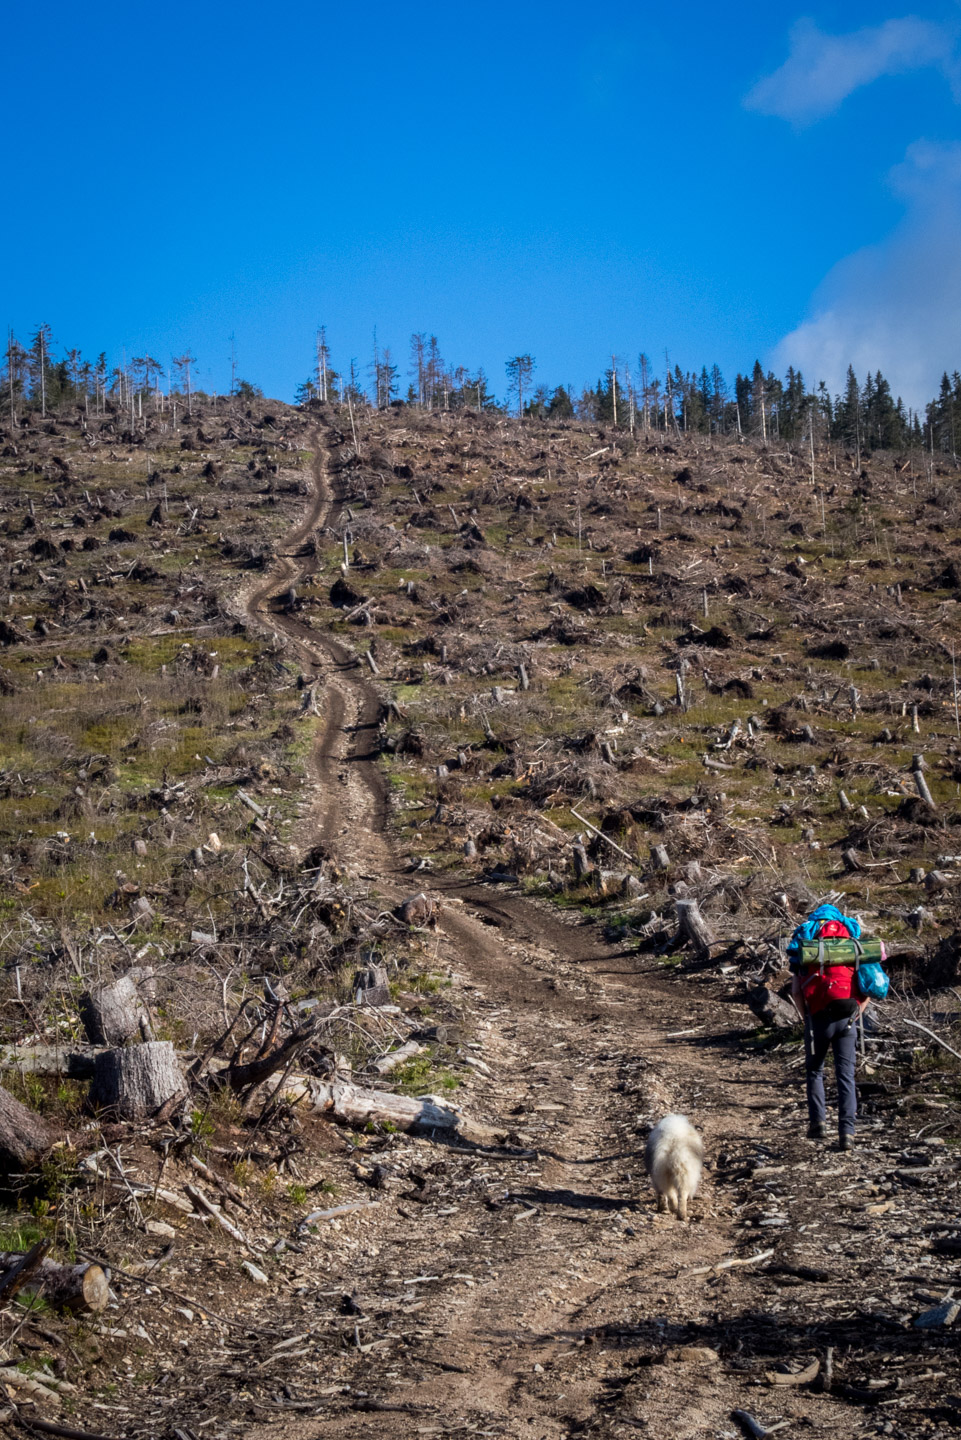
[{"x1": 172, "y1": 350, "x2": 197, "y2": 417}]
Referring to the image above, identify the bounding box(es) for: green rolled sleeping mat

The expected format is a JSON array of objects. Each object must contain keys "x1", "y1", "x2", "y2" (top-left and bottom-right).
[{"x1": 795, "y1": 937, "x2": 884, "y2": 967}]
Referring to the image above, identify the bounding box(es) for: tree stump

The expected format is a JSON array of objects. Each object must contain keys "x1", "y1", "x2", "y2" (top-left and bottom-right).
[
  {"x1": 0, "y1": 1087, "x2": 55, "y2": 1171},
  {"x1": 80, "y1": 970, "x2": 154, "y2": 1046},
  {"x1": 572, "y1": 844, "x2": 593, "y2": 880},
  {"x1": 913, "y1": 767, "x2": 936, "y2": 811},
  {"x1": 354, "y1": 962, "x2": 390, "y2": 1008},
  {"x1": 651, "y1": 844, "x2": 670, "y2": 872},
  {"x1": 674, "y1": 899, "x2": 714, "y2": 960},
  {"x1": 397, "y1": 892, "x2": 435, "y2": 926},
  {"x1": 90, "y1": 1042, "x2": 186, "y2": 1121},
  {"x1": 746, "y1": 984, "x2": 800, "y2": 1030}
]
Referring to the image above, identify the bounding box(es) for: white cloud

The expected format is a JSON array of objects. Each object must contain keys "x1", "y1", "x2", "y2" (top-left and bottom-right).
[
  {"x1": 745, "y1": 16, "x2": 953, "y2": 124},
  {"x1": 773, "y1": 141, "x2": 961, "y2": 407}
]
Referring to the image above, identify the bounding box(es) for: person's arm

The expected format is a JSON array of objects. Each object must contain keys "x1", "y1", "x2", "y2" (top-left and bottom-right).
[{"x1": 790, "y1": 971, "x2": 805, "y2": 1018}]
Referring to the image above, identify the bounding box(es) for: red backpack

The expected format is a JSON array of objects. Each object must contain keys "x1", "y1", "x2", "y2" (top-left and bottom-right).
[
  {"x1": 801, "y1": 961, "x2": 856, "y2": 1016},
  {"x1": 800, "y1": 919, "x2": 856, "y2": 1017}
]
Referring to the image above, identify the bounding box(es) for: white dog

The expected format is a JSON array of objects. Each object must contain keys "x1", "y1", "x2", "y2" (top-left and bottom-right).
[{"x1": 645, "y1": 1114, "x2": 703, "y2": 1221}]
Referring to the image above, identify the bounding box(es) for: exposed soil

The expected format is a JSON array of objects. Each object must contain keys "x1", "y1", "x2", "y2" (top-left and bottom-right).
[
  {"x1": 188, "y1": 431, "x2": 961, "y2": 1440},
  {"x1": 1, "y1": 405, "x2": 961, "y2": 1439}
]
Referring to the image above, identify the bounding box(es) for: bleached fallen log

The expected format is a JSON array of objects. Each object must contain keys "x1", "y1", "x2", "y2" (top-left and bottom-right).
[
  {"x1": 0, "y1": 1365, "x2": 63, "y2": 1406},
  {"x1": 272, "y1": 1076, "x2": 505, "y2": 1146},
  {"x1": 765, "y1": 1358, "x2": 820, "y2": 1387},
  {"x1": 0, "y1": 1044, "x2": 102, "y2": 1079},
  {"x1": 903, "y1": 1018, "x2": 961, "y2": 1063},
  {"x1": 570, "y1": 807, "x2": 637, "y2": 866},
  {"x1": 688, "y1": 1247, "x2": 774, "y2": 1277},
  {"x1": 236, "y1": 788, "x2": 266, "y2": 818},
  {"x1": 373, "y1": 1041, "x2": 424, "y2": 1075}
]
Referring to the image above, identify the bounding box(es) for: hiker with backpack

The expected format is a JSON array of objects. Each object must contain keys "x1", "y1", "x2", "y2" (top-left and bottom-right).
[{"x1": 787, "y1": 903, "x2": 889, "y2": 1151}]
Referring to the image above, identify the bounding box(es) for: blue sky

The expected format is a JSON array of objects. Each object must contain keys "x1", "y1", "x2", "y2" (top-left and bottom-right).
[{"x1": 5, "y1": 0, "x2": 961, "y2": 408}]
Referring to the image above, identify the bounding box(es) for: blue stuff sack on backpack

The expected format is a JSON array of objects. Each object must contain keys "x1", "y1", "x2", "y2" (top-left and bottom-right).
[{"x1": 856, "y1": 960, "x2": 889, "y2": 1001}]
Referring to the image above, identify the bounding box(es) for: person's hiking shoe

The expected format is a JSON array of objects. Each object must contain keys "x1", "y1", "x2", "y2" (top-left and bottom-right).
[
  {"x1": 839, "y1": 1133, "x2": 855, "y2": 1152},
  {"x1": 807, "y1": 1123, "x2": 825, "y2": 1140}
]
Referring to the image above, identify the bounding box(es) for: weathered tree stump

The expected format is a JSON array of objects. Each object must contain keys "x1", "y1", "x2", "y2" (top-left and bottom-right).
[
  {"x1": 397, "y1": 891, "x2": 435, "y2": 926},
  {"x1": 90, "y1": 1042, "x2": 186, "y2": 1120},
  {"x1": 651, "y1": 844, "x2": 670, "y2": 872},
  {"x1": 80, "y1": 969, "x2": 154, "y2": 1046},
  {"x1": 354, "y1": 961, "x2": 390, "y2": 1008},
  {"x1": 746, "y1": 984, "x2": 800, "y2": 1030},
  {"x1": 572, "y1": 844, "x2": 593, "y2": 880},
  {"x1": 674, "y1": 899, "x2": 714, "y2": 960},
  {"x1": 0, "y1": 1086, "x2": 56, "y2": 1170},
  {"x1": 913, "y1": 766, "x2": 937, "y2": 811}
]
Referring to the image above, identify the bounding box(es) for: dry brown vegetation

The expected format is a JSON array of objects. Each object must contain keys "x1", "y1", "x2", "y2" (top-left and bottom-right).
[{"x1": 0, "y1": 397, "x2": 960, "y2": 1438}]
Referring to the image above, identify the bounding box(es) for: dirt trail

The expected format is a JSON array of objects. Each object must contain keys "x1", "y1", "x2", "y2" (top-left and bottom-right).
[{"x1": 208, "y1": 430, "x2": 939, "y2": 1440}]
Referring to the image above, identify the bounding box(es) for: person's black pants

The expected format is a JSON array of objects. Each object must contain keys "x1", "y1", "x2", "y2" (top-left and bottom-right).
[{"x1": 805, "y1": 1013, "x2": 857, "y2": 1138}]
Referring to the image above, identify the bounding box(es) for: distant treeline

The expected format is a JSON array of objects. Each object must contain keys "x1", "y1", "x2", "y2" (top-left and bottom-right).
[{"x1": 5, "y1": 323, "x2": 961, "y2": 457}]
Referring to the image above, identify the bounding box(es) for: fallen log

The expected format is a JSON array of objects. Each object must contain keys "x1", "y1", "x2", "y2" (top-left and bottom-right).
[
  {"x1": 273, "y1": 1076, "x2": 506, "y2": 1147},
  {"x1": 89, "y1": 1042, "x2": 187, "y2": 1120},
  {"x1": 0, "y1": 1044, "x2": 102, "y2": 1079},
  {"x1": 0, "y1": 1251, "x2": 108, "y2": 1313},
  {"x1": 373, "y1": 1041, "x2": 424, "y2": 1076},
  {"x1": 184, "y1": 1183, "x2": 257, "y2": 1252},
  {"x1": 765, "y1": 1358, "x2": 820, "y2": 1387}
]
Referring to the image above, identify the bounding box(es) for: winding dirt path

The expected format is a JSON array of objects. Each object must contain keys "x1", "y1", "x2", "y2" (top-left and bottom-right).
[{"x1": 216, "y1": 429, "x2": 888, "y2": 1440}]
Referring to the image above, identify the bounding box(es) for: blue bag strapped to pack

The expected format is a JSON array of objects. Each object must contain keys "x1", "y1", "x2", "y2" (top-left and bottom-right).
[{"x1": 856, "y1": 960, "x2": 890, "y2": 1001}]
